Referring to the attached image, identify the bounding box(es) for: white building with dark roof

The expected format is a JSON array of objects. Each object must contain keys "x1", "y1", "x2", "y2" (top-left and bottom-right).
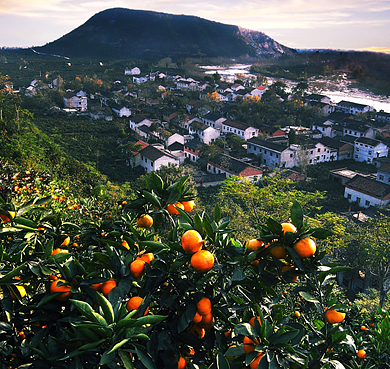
[
  {"x1": 222, "y1": 119, "x2": 258, "y2": 141},
  {"x1": 138, "y1": 145, "x2": 180, "y2": 171},
  {"x1": 337, "y1": 100, "x2": 374, "y2": 115},
  {"x1": 189, "y1": 121, "x2": 220, "y2": 144},
  {"x1": 354, "y1": 137, "x2": 388, "y2": 164}
]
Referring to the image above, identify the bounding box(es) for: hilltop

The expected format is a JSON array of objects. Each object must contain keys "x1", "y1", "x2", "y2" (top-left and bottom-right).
[{"x1": 34, "y1": 8, "x2": 296, "y2": 59}]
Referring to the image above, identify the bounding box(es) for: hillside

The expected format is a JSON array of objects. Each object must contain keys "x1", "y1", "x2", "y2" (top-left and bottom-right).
[{"x1": 34, "y1": 8, "x2": 296, "y2": 59}]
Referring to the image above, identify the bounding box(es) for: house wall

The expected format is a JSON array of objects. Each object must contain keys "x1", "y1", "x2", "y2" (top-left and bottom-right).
[
  {"x1": 140, "y1": 154, "x2": 179, "y2": 172},
  {"x1": 344, "y1": 187, "x2": 390, "y2": 208},
  {"x1": 354, "y1": 142, "x2": 388, "y2": 163},
  {"x1": 377, "y1": 171, "x2": 390, "y2": 184}
]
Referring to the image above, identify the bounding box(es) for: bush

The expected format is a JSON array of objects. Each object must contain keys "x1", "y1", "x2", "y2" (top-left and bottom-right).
[{"x1": 0, "y1": 171, "x2": 388, "y2": 368}]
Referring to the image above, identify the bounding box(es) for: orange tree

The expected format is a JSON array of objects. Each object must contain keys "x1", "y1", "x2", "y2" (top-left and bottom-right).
[{"x1": 0, "y1": 170, "x2": 377, "y2": 369}]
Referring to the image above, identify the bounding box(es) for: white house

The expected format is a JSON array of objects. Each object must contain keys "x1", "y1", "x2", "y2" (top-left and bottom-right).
[
  {"x1": 129, "y1": 114, "x2": 152, "y2": 131},
  {"x1": 250, "y1": 86, "x2": 268, "y2": 99},
  {"x1": 247, "y1": 137, "x2": 298, "y2": 169},
  {"x1": 112, "y1": 106, "x2": 131, "y2": 117},
  {"x1": 354, "y1": 137, "x2": 388, "y2": 164},
  {"x1": 305, "y1": 94, "x2": 331, "y2": 104},
  {"x1": 202, "y1": 113, "x2": 226, "y2": 130},
  {"x1": 222, "y1": 119, "x2": 258, "y2": 141},
  {"x1": 344, "y1": 174, "x2": 390, "y2": 208},
  {"x1": 63, "y1": 93, "x2": 87, "y2": 112},
  {"x1": 337, "y1": 100, "x2": 374, "y2": 115},
  {"x1": 377, "y1": 163, "x2": 390, "y2": 184},
  {"x1": 184, "y1": 139, "x2": 204, "y2": 163},
  {"x1": 125, "y1": 67, "x2": 141, "y2": 75},
  {"x1": 138, "y1": 145, "x2": 179, "y2": 172},
  {"x1": 189, "y1": 121, "x2": 220, "y2": 145},
  {"x1": 311, "y1": 119, "x2": 337, "y2": 138},
  {"x1": 343, "y1": 120, "x2": 376, "y2": 139}
]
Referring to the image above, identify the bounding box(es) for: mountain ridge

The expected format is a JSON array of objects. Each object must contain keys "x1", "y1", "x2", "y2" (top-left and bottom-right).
[{"x1": 35, "y1": 8, "x2": 296, "y2": 59}]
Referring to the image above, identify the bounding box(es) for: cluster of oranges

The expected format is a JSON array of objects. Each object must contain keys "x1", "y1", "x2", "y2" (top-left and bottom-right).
[
  {"x1": 186, "y1": 297, "x2": 214, "y2": 341},
  {"x1": 181, "y1": 229, "x2": 214, "y2": 273},
  {"x1": 166, "y1": 200, "x2": 195, "y2": 215}
]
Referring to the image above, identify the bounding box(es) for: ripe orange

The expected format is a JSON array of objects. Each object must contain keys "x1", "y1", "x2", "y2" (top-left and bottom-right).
[
  {"x1": 130, "y1": 259, "x2": 146, "y2": 278},
  {"x1": 191, "y1": 250, "x2": 214, "y2": 273},
  {"x1": 137, "y1": 252, "x2": 154, "y2": 265},
  {"x1": 187, "y1": 324, "x2": 205, "y2": 339},
  {"x1": 281, "y1": 222, "x2": 297, "y2": 235},
  {"x1": 90, "y1": 282, "x2": 103, "y2": 291},
  {"x1": 357, "y1": 349, "x2": 366, "y2": 359},
  {"x1": 294, "y1": 311, "x2": 301, "y2": 318},
  {"x1": 167, "y1": 202, "x2": 184, "y2": 215},
  {"x1": 325, "y1": 309, "x2": 346, "y2": 324},
  {"x1": 360, "y1": 325, "x2": 369, "y2": 331},
  {"x1": 0, "y1": 211, "x2": 15, "y2": 223},
  {"x1": 178, "y1": 356, "x2": 187, "y2": 369},
  {"x1": 293, "y1": 238, "x2": 317, "y2": 259},
  {"x1": 249, "y1": 316, "x2": 262, "y2": 328},
  {"x1": 268, "y1": 244, "x2": 287, "y2": 259},
  {"x1": 52, "y1": 248, "x2": 69, "y2": 255},
  {"x1": 243, "y1": 336, "x2": 258, "y2": 354},
  {"x1": 246, "y1": 239, "x2": 264, "y2": 252},
  {"x1": 201, "y1": 313, "x2": 213, "y2": 324},
  {"x1": 249, "y1": 352, "x2": 264, "y2": 369},
  {"x1": 136, "y1": 214, "x2": 153, "y2": 228},
  {"x1": 11, "y1": 284, "x2": 27, "y2": 300},
  {"x1": 60, "y1": 236, "x2": 70, "y2": 246},
  {"x1": 197, "y1": 297, "x2": 212, "y2": 316},
  {"x1": 182, "y1": 230, "x2": 203, "y2": 254},
  {"x1": 126, "y1": 296, "x2": 149, "y2": 314},
  {"x1": 182, "y1": 200, "x2": 195, "y2": 212},
  {"x1": 100, "y1": 279, "x2": 117, "y2": 297},
  {"x1": 50, "y1": 279, "x2": 72, "y2": 301},
  {"x1": 192, "y1": 312, "x2": 203, "y2": 324}
]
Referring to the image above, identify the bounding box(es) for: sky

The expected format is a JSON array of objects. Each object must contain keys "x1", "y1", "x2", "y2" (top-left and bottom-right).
[{"x1": 1, "y1": 0, "x2": 390, "y2": 52}]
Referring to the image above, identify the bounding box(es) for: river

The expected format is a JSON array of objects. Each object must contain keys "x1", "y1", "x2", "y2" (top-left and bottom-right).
[{"x1": 200, "y1": 64, "x2": 390, "y2": 113}]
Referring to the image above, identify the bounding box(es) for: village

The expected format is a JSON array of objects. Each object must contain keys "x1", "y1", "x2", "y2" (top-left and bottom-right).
[{"x1": 19, "y1": 65, "x2": 390, "y2": 211}]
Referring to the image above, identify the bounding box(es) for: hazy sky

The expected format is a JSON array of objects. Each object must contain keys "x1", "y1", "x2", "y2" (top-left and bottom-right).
[{"x1": 1, "y1": 0, "x2": 390, "y2": 52}]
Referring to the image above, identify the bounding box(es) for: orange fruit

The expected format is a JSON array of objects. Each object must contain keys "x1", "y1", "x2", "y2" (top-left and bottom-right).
[
  {"x1": 294, "y1": 311, "x2": 301, "y2": 318},
  {"x1": 60, "y1": 236, "x2": 70, "y2": 246},
  {"x1": 11, "y1": 284, "x2": 27, "y2": 300},
  {"x1": 243, "y1": 336, "x2": 258, "y2": 354},
  {"x1": 178, "y1": 356, "x2": 187, "y2": 369},
  {"x1": 50, "y1": 279, "x2": 72, "y2": 301},
  {"x1": 192, "y1": 312, "x2": 203, "y2": 324},
  {"x1": 357, "y1": 349, "x2": 366, "y2": 359},
  {"x1": 293, "y1": 238, "x2": 316, "y2": 259},
  {"x1": 90, "y1": 282, "x2": 103, "y2": 291},
  {"x1": 137, "y1": 252, "x2": 154, "y2": 265},
  {"x1": 268, "y1": 244, "x2": 287, "y2": 259},
  {"x1": 201, "y1": 313, "x2": 213, "y2": 324},
  {"x1": 167, "y1": 202, "x2": 184, "y2": 215},
  {"x1": 360, "y1": 325, "x2": 369, "y2": 331},
  {"x1": 197, "y1": 297, "x2": 212, "y2": 316},
  {"x1": 281, "y1": 264, "x2": 299, "y2": 282},
  {"x1": 182, "y1": 230, "x2": 203, "y2": 254},
  {"x1": 249, "y1": 352, "x2": 264, "y2": 369},
  {"x1": 246, "y1": 239, "x2": 264, "y2": 252},
  {"x1": 52, "y1": 248, "x2": 69, "y2": 255},
  {"x1": 101, "y1": 279, "x2": 117, "y2": 297},
  {"x1": 281, "y1": 222, "x2": 297, "y2": 235},
  {"x1": 249, "y1": 316, "x2": 262, "y2": 328},
  {"x1": 191, "y1": 250, "x2": 214, "y2": 272},
  {"x1": 0, "y1": 211, "x2": 15, "y2": 223},
  {"x1": 182, "y1": 200, "x2": 195, "y2": 212},
  {"x1": 136, "y1": 214, "x2": 153, "y2": 228},
  {"x1": 130, "y1": 259, "x2": 146, "y2": 278},
  {"x1": 126, "y1": 296, "x2": 149, "y2": 314},
  {"x1": 325, "y1": 309, "x2": 346, "y2": 324}
]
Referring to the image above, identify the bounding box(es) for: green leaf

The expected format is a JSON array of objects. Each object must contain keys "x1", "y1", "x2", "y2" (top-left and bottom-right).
[
  {"x1": 216, "y1": 352, "x2": 230, "y2": 369},
  {"x1": 0, "y1": 263, "x2": 26, "y2": 284},
  {"x1": 106, "y1": 338, "x2": 131, "y2": 355},
  {"x1": 269, "y1": 329, "x2": 300, "y2": 345},
  {"x1": 178, "y1": 304, "x2": 197, "y2": 333},
  {"x1": 14, "y1": 217, "x2": 37, "y2": 229},
  {"x1": 151, "y1": 172, "x2": 164, "y2": 192},
  {"x1": 234, "y1": 323, "x2": 256, "y2": 338},
  {"x1": 142, "y1": 190, "x2": 162, "y2": 208},
  {"x1": 214, "y1": 203, "x2": 221, "y2": 223},
  {"x1": 318, "y1": 266, "x2": 351, "y2": 284},
  {"x1": 95, "y1": 292, "x2": 115, "y2": 324},
  {"x1": 134, "y1": 346, "x2": 157, "y2": 369},
  {"x1": 298, "y1": 291, "x2": 320, "y2": 304},
  {"x1": 290, "y1": 201, "x2": 303, "y2": 230},
  {"x1": 309, "y1": 228, "x2": 333, "y2": 239},
  {"x1": 70, "y1": 299, "x2": 108, "y2": 326},
  {"x1": 266, "y1": 218, "x2": 283, "y2": 235},
  {"x1": 119, "y1": 349, "x2": 134, "y2": 369}
]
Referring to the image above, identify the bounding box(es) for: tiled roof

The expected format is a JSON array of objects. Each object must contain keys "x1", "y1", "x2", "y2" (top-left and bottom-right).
[
  {"x1": 139, "y1": 145, "x2": 175, "y2": 161},
  {"x1": 355, "y1": 137, "x2": 382, "y2": 147},
  {"x1": 346, "y1": 174, "x2": 390, "y2": 199},
  {"x1": 247, "y1": 137, "x2": 287, "y2": 152},
  {"x1": 209, "y1": 154, "x2": 262, "y2": 177},
  {"x1": 223, "y1": 119, "x2": 250, "y2": 130}
]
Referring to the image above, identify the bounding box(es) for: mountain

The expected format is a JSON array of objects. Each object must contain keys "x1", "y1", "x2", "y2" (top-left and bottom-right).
[{"x1": 35, "y1": 8, "x2": 296, "y2": 59}]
